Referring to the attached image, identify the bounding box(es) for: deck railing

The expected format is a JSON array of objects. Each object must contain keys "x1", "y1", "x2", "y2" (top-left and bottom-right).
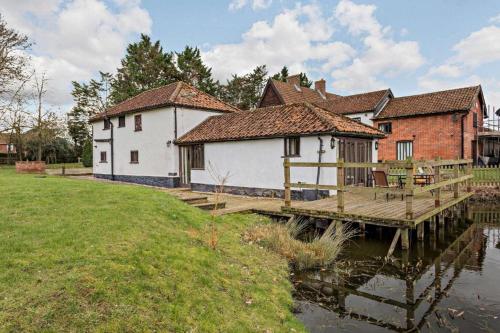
[
  {"x1": 472, "y1": 165, "x2": 500, "y2": 186},
  {"x1": 283, "y1": 158, "x2": 473, "y2": 220}
]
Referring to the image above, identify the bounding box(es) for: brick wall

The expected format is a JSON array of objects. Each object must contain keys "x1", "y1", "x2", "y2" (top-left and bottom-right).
[
  {"x1": 374, "y1": 99, "x2": 482, "y2": 161},
  {"x1": 16, "y1": 161, "x2": 46, "y2": 173}
]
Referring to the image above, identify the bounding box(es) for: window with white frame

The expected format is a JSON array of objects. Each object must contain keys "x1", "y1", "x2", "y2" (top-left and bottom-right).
[{"x1": 396, "y1": 141, "x2": 413, "y2": 160}]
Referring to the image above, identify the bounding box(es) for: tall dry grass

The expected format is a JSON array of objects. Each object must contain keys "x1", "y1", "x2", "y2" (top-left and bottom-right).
[{"x1": 244, "y1": 217, "x2": 355, "y2": 270}]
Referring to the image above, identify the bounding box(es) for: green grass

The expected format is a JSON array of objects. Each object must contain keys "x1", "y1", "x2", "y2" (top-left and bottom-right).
[
  {"x1": 0, "y1": 170, "x2": 304, "y2": 332},
  {"x1": 0, "y1": 162, "x2": 84, "y2": 169}
]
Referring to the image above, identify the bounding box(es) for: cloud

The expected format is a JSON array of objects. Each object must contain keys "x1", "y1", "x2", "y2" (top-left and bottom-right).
[
  {"x1": 204, "y1": 4, "x2": 355, "y2": 80},
  {"x1": 0, "y1": 0, "x2": 151, "y2": 106},
  {"x1": 419, "y1": 18, "x2": 500, "y2": 107},
  {"x1": 229, "y1": 0, "x2": 272, "y2": 11},
  {"x1": 331, "y1": 0, "x2": 424, "y2": 92}
]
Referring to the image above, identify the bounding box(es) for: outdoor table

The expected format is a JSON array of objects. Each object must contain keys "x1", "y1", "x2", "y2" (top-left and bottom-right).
[{"x1": 388, "y1": 173, "x2": 434, "y2": 187}]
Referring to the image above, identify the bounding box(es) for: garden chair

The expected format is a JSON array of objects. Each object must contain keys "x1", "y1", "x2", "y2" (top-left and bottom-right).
[{"x1": 371, "y1": 170, "x2": 404, "y2": 201}]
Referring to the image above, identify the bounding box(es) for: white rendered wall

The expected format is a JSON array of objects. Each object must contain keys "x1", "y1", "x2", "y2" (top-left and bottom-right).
[
  {"x1": 191, "y1": 135, "x2": 338, "y2": 193},
  {"x1": 92, "y1": 107, "x2": 223, "y2": 177},
  {"x1": 345, "y1": 112, "x2": 374, "y2": 126}
]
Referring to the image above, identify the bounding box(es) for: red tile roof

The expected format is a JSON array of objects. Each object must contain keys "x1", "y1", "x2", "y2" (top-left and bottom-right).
[
  {"x1": 263, "y1": 79, "x2": 340, "y2": 105},
  {"x1": 90, "y1": 81, "x2": 238, "y2": 121},
  {"x1": 376, "y1": 86, "x2": 481, "y2": 119},
  {"x1": 176, "y1": 103, "x2": 384, "y2": 144},
  {"x1": 315, "y1": 89, "x2": 390, "y2": 115},
  {"x1": 261, "y1": 79, "x2": 389, "y2": 115}
]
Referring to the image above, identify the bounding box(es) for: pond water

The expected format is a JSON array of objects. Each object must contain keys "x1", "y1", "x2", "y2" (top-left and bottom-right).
[{"x1": 293, "y1": 204, "x2": 500, "y2": 332}]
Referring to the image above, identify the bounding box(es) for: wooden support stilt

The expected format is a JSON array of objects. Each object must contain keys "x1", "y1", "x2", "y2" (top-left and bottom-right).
[
  {"x1": 335, "y1": 220, "x2": 343, "y2": 234},
  {"x1": 429, "y1": 217, "x2": 436, "y2": 232},
  {"x1": 401, "y1": 228, "x2": 410, "y2": 250},
  {"x1": 359, "y1": 223, "x2": 366, "y2": 237},
  {"x1": 386, "y1": 228, "x2": 401, "y2": 257},
  {"x1": 417, "y1": 223, "x2": 424, "y2": 241}
]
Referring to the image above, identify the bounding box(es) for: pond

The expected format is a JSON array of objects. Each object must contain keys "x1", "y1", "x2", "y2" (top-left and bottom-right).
[{"x1": 293, "y1": 204, "x2": 500, "y2": 332}]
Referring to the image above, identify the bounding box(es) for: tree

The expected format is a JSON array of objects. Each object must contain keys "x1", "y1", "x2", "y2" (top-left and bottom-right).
[
  {"x1": 271, "y1": 66, "x2": 312, "y2": 88},
  {"x1": 81, "y1": 140, "x2": 92, "y2": 167},
  {"x1": 68, "y1": 72, "x2": 112, "y2": 157},
  {"x1": 0, "y1": 15, "x2": 31, "y2": 133},
  {"x1": 272, "y1": 66, "x2": 289, "y2": 82},
  {"x1": 176, "y1": 46, "x2": 218, "y2": 95},
  {"x1": 219, "y1": 65, "x2": 268, "y2": 110},
  {"x1": 111, "y1": 34, "x2": 179, "y2": 103}
]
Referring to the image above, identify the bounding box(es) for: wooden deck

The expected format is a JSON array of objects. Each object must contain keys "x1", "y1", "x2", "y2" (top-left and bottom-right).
[{"x1": 282, "y1": 190, "x2": 473, "y2": 228}]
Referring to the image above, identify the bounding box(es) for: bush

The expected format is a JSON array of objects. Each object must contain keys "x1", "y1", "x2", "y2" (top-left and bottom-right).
[
  {"x1": 82, "y1": 140, "x2": 92, "y2": 167},
  {"x1": 244, "y1": 218, "x2": 355, "y2": 270}
]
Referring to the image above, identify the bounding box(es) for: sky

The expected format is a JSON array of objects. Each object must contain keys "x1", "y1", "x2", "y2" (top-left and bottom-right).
[{"x1": 2, "y1": 0, "x2": 500, "y2": 115}]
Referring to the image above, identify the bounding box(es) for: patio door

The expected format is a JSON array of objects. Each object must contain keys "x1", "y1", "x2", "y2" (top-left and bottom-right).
[
  {"x1": 339, "y1": 138, "x2": 372, "y2": 186},
  {"x1": 179, "y1": 146, "x2": 191, "y2": 186}
]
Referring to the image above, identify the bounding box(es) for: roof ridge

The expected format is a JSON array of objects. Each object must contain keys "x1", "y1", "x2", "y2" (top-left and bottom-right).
[
  {"x1": 393, "y1": 85, "x2": 480, "y2": 100},
  {"x1": 174, "y1": 81, "x2": 239, "y2": 111},
  {"x1": 340, "y1": 89, "x2": 390, "y2": 99},
  {"x1": 107, "y1": 82, "x2": 179, "y2": 111},
  {"x1": 303, "y1": 102, "x2": 338, "y2": 130}
]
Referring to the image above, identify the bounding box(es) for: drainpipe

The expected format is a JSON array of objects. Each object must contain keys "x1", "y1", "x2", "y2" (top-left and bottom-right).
[
  {"x1": 174, "y1": 106, "x2": 178, "y2": 139},
  {"x1": 315, "y1": 136, "x2": 324, "y2": 200},
  {"x1": 461, "y1": 114, "x2": 466, "y2": 159},
  {"x1": 109, "y1": 119, "x2": 115, "y2": 181}
]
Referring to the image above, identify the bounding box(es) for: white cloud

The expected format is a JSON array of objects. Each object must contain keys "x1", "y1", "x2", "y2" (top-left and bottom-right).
[
  {"x1": 419, "y1": 19, "x2": 500, "y2": 107},
  {"x1": 331, "y1": 0, "x2": 424, "y2": 92},
  {"x1": 229, "y1": 0, "x2": 272, "y2": 11},
  {"x1": 204, "y1": 4, "x2": 355, "y2": 80},
  {"x1": 451, "y1": 25, "x2": 500, "y2": 67},
  {"x1": 0, "y1": 0, "x2": 151, "y2": 106}
]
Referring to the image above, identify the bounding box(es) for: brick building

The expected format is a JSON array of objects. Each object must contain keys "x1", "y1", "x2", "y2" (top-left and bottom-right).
[
  {"x1": 373, "y1": 86, "x2": 486, "y2": 162},
  {"x1": 259, "y1": 75, "x2": 488, "y2": 163}
]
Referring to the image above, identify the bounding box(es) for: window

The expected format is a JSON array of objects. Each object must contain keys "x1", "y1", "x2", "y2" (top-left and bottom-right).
[
  {"x1": 100, "y1": 151, "x2": 107, "y2": 163},
  {"x1": 378, "y1": 122, "x2": 392, "y2": 133},
  {"x1": 118, "y1": 115, "x2": 126, "y2": 128},
  {"x1": 190, "y1": 144, "x2": 204, "y2": 169},
  {"x1": 130, "y1": 150, "x2": 139, "y2": 163},
  {"x1": 396, "y1": 141, "x2": 413, "y2": 160},
  {"x1": 134, "y1": 114, "x2": 142, "y2": 131},
  {"x1": 284, "y1": 137, "x2": 300, "y2": 157},
  {"x1": 103, "y1": 119, "x2": 111, "y2": 130},
  {"x1": 473, "y1": 112, "x2": 478, "y2": 128},
  {"x1": 352, "y1": 117, "x2": 361, "y2": 122}
]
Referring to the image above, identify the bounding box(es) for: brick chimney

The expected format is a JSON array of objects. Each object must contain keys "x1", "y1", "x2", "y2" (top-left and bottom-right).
[
  {"x1": 286, "y1": 74, "x2": 301, "y2": 87},
  {"x1": 315, "y1": 79, "x2": 326, "y2": 96}
]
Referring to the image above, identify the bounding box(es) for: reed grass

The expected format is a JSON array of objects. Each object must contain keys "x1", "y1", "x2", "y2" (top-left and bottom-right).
[{"x1": 244, "y1": 218, "x2": 355, "y2": 270}]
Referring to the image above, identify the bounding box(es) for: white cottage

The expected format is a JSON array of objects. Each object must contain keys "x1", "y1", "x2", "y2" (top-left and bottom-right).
[
  {"x1": 90, "y1": 81, "x2": 238, "y2": 187},
  {"x1": 176, "y1": 103, "x2": 385, "y2": 200}
]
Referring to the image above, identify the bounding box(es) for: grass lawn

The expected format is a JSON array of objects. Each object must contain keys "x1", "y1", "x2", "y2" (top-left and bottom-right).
[{"x1": 0, "y1": 170, "x2": 304, "y2": 332}]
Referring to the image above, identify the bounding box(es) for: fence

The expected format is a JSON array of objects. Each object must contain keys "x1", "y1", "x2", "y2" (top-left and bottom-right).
[
  {"x1": 283, "y1": 158, "x2": 473, "y2": 220},
  {"x1": 472, "y1": 166, "x2": 500, "y2": 186}
]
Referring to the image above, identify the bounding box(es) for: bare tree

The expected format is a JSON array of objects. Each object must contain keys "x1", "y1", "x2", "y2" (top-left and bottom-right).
[
  {"x1": 33, "y1": 72, "x2": 48, "y2": 161},
  {"x1": 0, "y1": 14, "x2": 31, "y2": 134}
]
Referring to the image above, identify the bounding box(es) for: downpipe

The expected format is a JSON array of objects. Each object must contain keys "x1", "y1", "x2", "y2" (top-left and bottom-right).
[{"x1": 315, "y1": 136, "x2": 325, "y2": 200}]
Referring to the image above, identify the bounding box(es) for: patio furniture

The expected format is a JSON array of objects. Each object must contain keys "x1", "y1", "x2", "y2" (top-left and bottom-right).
[{"x1": 372, "y1": 170, "x2": 404, "y2": 201}]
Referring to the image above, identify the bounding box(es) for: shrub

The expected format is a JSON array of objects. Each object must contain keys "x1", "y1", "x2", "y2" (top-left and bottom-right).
[
  {"x1": 82, "y1": 140, "x2": 92, "y2": 167},
  {"x1": 244, "y1": 218, "x2": 355, "y2": 270}
]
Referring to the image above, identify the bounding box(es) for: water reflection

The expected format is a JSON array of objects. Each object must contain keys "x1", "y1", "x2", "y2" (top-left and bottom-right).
[{"x1": 294, "y1": 205, "x2": 500, "y2": 332}]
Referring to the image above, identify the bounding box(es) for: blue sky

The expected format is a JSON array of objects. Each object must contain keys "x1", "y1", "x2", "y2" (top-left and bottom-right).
[{"x1": 2, "y1": 0, "x2": 500, "y2": 112}]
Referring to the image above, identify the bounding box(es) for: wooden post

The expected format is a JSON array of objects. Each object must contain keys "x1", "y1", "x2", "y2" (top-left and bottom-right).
[
  {"x1": 335, "y1": 220, "x2": 343, "y2": 234},
  {"x1": 405, "y1": 160, "x2": 414, "y2": 220},
  {"x1": 401, "y1": 228, "x2": 410, "y2": 250},
  {"x1": 387, "y1": 228, "x2": 401, "y2": 257},
  {"x1": 466, "y1": 161, "x2": 472, "y2": 192},
  {"x1": 434, "y1": 163, "x2": 441, "y2": 207},
  {"x1": 337, "y1": 158, "x2": 345, "y2": 213},
  {"x1": 417, "y1": 223, "x2": 424, "y2": 241},
  {"x1": 359, "y1": 223, "x2": 366, "y2": 236},
  {"x1": 453, "y1": 164, "x2": 459, "y2": 198},
  {"x1": 283, "y1": 157, "x2": 291, "y2": 207}
]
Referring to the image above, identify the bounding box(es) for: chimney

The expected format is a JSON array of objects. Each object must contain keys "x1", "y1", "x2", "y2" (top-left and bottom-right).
[
  {"x1": 315, "y1": 79, "x2": 326, "y2": 96},
  {"x1": 286, "y1": 74, "x2": 301, "y2": 87}
]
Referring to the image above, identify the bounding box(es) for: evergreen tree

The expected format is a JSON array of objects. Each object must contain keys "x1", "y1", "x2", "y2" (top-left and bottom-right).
[
  {"x1": 67, "y1": 72, "x2": 112, "y2": 157},
  {"x1": 81, "y1": 140, "x2": 92, "y2": 167},
  {"x1": 271, "y1": 66, "x2": 312, "y2": 88},
  {"x1": 272, "y1": 66, "x2": 289, "y2": 82},
  {"x1": 176, "y1": 46, "x2": 218, "y2": 95},
  {"x1": 111, "y1": 34, "x2": 179, "y2": 103},
  {"x1": 219, "y1": 65, "x2": 268, "y2": 110}
]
